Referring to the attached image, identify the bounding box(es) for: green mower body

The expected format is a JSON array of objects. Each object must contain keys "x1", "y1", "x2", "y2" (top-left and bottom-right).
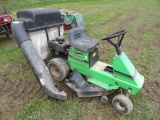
[{"x1": 67, "y1": 47, "x2": 144, "y2": 95}]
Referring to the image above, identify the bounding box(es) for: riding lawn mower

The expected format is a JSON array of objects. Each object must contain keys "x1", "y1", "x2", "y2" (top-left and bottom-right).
[{"x1": 11, "y1": 8, "x2": 144, "y2": 115}]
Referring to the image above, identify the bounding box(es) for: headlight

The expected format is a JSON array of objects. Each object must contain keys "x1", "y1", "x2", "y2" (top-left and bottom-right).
[{"x1": 4, "y1": 18, "x2": 8, "y2": 22}]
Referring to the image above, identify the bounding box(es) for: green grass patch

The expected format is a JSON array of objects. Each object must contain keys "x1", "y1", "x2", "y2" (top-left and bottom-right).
[{"x1": 13, "y1": 97, "x2": 82, "y2": 120}]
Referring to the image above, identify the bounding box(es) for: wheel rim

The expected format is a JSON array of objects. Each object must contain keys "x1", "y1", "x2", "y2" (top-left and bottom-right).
[
  {"x1": 114, "y1": 100, "x2": 127, "y2": 112},
  {"x1": 50, "y1": 64, "x2": 61, "y2": 78}
]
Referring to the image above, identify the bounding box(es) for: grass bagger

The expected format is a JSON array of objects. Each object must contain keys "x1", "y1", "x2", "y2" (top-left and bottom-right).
[{"x1": 12, "y1": 8, "x2": 144, "y2": 115}]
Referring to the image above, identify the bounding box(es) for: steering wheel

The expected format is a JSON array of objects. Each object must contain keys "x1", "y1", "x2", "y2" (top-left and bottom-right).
[
  {"x1": 102, "y1": 30, "x2": 127, "y2": 40},
  {"x1": 101, "y1": 30, "x2": 127, "y2": 55}
]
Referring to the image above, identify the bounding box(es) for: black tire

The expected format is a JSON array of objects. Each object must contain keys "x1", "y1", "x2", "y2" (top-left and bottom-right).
[
  {"x1": 112, "y1": 94, "x2": 133, "y2": 115},
  {"x1": 47, "y1": 58, "x2": 69, "y2": 81},
  {"x1": 4, "y1": 23, "x2": 13, "y2": 40}
]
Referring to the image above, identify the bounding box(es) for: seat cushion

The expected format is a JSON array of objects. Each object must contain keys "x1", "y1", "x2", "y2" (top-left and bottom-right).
[{"x1": 68, "y1": 28, "x2": 99, "y2": 52}]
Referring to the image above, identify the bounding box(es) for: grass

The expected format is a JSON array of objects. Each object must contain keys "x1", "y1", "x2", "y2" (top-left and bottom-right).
[
  {"x1": 0, "y1": 0, "x2": 160, "y2": 120},
  {"x1": 13, "y1": 97, "x2": 82, "y2": 120}
]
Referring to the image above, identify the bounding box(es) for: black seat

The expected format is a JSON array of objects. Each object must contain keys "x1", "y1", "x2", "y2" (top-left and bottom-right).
[{"x1": 68, "y1": 28, "x2": 99, "y2": 52}]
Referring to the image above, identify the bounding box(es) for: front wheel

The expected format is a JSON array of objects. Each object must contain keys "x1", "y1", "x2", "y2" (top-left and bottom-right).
[
  {"x1": 101, "y1": 95, "x2": 108, "y2": 103},
  {"x1": 112, "y1": 94, "x2": 133, "y2": 115}
]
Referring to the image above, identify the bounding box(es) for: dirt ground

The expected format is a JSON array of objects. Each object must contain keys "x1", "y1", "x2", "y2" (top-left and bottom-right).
[{"x1": 0, "y1": 77, "x2": 45, "y2": 120}]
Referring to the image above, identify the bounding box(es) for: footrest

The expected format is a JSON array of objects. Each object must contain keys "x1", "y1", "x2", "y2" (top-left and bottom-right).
[{"x1": 88, "y1": 77, "x2": 118, "y2": 90}]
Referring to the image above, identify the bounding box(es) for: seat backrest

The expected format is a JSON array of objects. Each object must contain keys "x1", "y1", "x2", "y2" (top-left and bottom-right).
[
  {"x1": 68, "y1": 28, "x2": 99, "y2": 52},
  {"x1": 68, "y1": 28, "x2": 84, "y2": 44}
]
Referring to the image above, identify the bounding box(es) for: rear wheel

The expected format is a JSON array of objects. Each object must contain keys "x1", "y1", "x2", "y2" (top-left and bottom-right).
[
  {"x1": 112, "y1": 94, "x2": 133, "y2": 115},
  {"x1": 48, "y1": 58, "x2": 69, "y2": 81}
]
